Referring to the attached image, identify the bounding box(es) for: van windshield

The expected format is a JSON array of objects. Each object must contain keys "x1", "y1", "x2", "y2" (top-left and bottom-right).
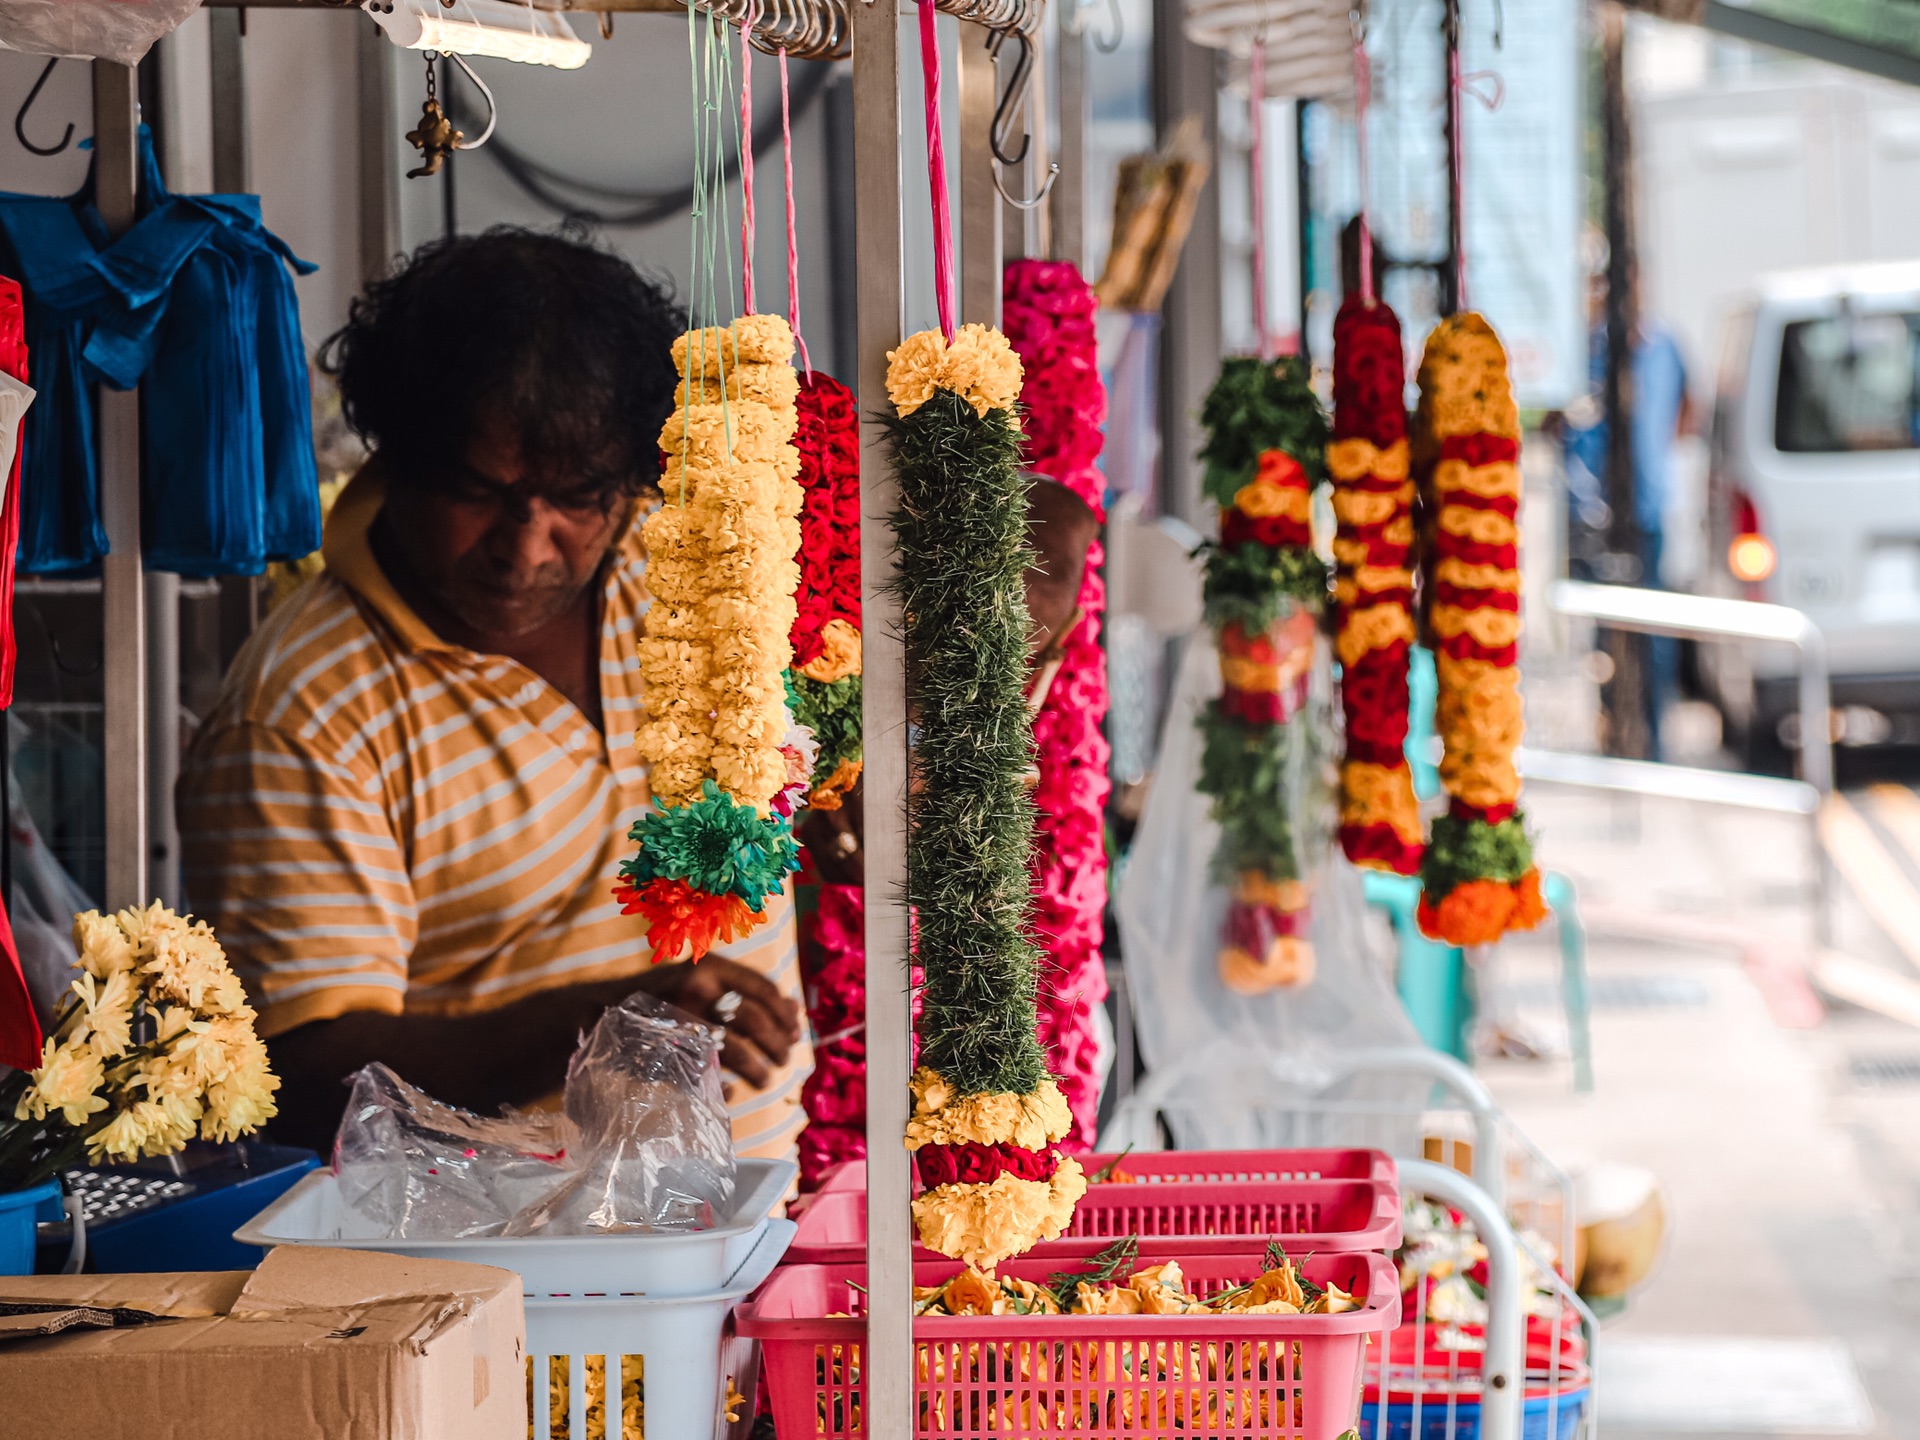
[{"x1": 1774, "y1": 311, "x2": 1920, "y2": 452}]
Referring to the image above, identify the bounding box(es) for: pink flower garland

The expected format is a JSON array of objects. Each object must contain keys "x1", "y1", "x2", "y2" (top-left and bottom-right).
[
  {"x1": 798, "y1": 883, "x2": 867, "y2": 1186},
  {"x1": 1004, "y1": 258, "x2": 1112, "y2": 1147}
]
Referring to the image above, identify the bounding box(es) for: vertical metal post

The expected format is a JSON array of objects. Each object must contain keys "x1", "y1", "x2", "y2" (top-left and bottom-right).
[
  {"x1": 1053, "y1": 6, "x2": 1086, "y2": 268},
  {"x1": 209, "y1": 6, "x2": 251, "y2": 193},
  {"x1": 95, "y1": 63, "x2": 149, "y2": 912},
  {"x1": 1025, "y1": 20, "x2": 1052, "y2": 263},
  {"x1": 958, "y1": 23, "x2": 1002, "y2": 326},
  {"x1": 852, "y1": 0, "x2": 912, "y2": 1434},
  {"x1": 357, "y1": 13, "x2": 400, "y2": 280},
  {"x1": 146, "y1": 573, "x2": 180, "y2": 908}
]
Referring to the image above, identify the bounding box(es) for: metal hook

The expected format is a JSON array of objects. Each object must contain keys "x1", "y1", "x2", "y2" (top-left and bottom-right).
[
  {"x1": 445, "y1": 52, "x2": 497, "y2": 149},
  {"x1": 994, "y1": 158, "x2": 1058, "y2": 210},
  {"x1": 1090, "y1": 0, "x2": 1123, "y2": 54},
  {"x1": 985, "y1": 26, "x2": 1033, "y2": 168},
  {"x1": 14, "y1": 57, "x2": 73, "y2": 158}
]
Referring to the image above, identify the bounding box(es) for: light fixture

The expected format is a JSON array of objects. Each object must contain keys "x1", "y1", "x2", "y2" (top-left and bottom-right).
[{"x1": 364, "y1": 0, "x2": 592, "y2": 70}]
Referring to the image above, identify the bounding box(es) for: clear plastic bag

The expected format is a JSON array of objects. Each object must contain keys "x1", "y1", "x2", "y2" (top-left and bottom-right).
[
  {"x1": 1116, "y1": 631, "x2": 1427, "y2": 1150},
  {"x1": 0, "y1": 0, "x2": 205, "y2": 66},
  {"x1": 501, "y1": 991, "x2": 736, "y2": 1234},
  {"x1": 332, "y1": 1064, "x2": 579, "y2": 1239}
]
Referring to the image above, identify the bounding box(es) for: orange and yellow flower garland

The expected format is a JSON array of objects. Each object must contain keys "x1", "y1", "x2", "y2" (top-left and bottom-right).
[
  {"x1": 1331, "y1": 294, "x2": 1423, "y2": 875},
  {"x1": 1413, "y1": 313, "x2": 1545, "y2": 945},
  {"x1": 618, "y1": 315, "x2": 807, "y2": 961}
]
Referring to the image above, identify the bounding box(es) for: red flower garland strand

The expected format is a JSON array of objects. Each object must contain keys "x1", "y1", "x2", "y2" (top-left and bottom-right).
[
  {"x1": 1330, "y1": 294, "x2": 1423, "y2": 875},
  {"x1": 1004, "y1": 258, "x2": 1111, "y2": 1147}
]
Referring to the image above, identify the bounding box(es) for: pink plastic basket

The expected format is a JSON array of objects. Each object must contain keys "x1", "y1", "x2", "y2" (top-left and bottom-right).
[
  {"x1": 784, "y1": 1177, "x2": 1402, "y2": 1265},
  {"x1": 738, "y1": 1248, "x2": 1401, "y2": 1439},
  {"x1": 804, "y1": 1149, "x2": 1397, "y2": 1198}
]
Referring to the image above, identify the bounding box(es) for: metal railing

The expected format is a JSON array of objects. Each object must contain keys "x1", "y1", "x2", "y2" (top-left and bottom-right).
[{"x1": 1542, "y1": 580, "x2": 1833, "y2": 941}]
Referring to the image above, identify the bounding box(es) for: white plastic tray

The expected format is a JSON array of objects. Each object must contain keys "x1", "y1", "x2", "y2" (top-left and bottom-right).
[{"x1": 235, "y1": 1157, "x2": 796, "y2": 1298}]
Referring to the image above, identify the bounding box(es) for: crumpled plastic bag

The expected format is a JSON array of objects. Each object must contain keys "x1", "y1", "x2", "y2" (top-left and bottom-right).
[
  {"x1": 0, "y1": 0, "x2": 204, "y2": 66},
  {"x1": 501, "y1": 992, "x2": 736, "y2": 1234},
  {"x1": 332, "y1": 1064, "x2": 579, "y2": 1239}
]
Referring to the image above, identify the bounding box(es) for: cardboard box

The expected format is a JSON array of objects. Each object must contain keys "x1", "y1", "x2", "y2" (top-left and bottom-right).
[{"x1": 0, "y1": 1245, "x2": 526, "y2": 1439}]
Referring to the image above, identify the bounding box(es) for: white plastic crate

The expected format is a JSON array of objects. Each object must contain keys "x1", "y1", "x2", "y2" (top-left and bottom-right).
[{"x1": 235, "y1": 1157, "x2": 796, "y2": 1298}]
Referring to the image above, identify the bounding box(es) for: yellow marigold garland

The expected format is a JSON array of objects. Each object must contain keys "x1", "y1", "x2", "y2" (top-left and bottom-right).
[{"x1": 617, "y1": 316, "x2": 807, "y2": 962}]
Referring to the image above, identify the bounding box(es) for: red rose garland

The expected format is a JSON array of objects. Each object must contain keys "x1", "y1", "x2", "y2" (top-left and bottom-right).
[
  {"x1": 1331, "y1": 295, "x2": 1423, "y2": 875},
  {"x1": 797, "y1": 882, "x2": 867, "y2": 1187},
  {"x1": 1004, "y1": 258, "x2": 1111, "y2": 1147}
]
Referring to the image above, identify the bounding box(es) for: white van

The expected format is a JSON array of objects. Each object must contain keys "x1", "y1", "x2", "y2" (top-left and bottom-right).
[{"x1": 1703, "y1": 260, "x2": 1920, "y2": 762}]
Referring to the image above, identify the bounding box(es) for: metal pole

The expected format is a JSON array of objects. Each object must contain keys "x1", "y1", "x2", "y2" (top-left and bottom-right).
[
  {"x1": 357, "y1": 12, "x2": 401, "y2": 280},
  {"x1": 1797, "y1": 623, "x2": 1834, "y2": 946},
  {"x1": 209, "y1": 6, "x2": 252, "y2": 192},
  {"x1": 957, "y1": 22, "x2": 1002, "y2": 326},
  {"x1": 95, "y1": 62, "x2": 149, "y2": 913},
  {"x1": 1053, "y1": 0, "x2": 1084, "y2": 268},
  {"x1": 852, "y1": 0, "x2": 912, "y2": 1433}
]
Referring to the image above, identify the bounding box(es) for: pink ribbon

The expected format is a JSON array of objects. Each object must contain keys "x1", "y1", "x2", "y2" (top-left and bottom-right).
[
  {"x1": 916, "y1": 0, "x2": 956, "y2": 342},
  {"x1": 1248, "y1": 36, "x2": 1269, "y2": 359},
  {"x1": 739, "y1": 4, "x2": 757, "y2": 314},
  {"x1": 780, "y1": 47, "x2": 812, "y2": 374}
]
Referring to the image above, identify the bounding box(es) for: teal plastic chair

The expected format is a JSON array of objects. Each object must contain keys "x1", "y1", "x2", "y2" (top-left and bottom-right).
[{"x1": 1363, "y1": 647, "x2": 1594, "y2": 1090}]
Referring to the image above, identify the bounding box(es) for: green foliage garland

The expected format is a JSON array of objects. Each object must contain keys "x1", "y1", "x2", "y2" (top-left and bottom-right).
[
  {"x1": 887, "y1": 388, "x2": 1049, "y2": 1099},
  {"x1": 1197, "y1": 703, "x2": 1303, "y2": 882},
  {"x1": 1421, "y1": 812, "x2": 1535, "y2": 895},
  {"x1": 788, "y1": 672, "x2": 863, "y2": 779},
  {"x1": 1197, "y1": 355, "x2": 1329, "y2": 505},
  {"x1": 1199, "y1": 539, "x2": 1332, "y2": 634}
]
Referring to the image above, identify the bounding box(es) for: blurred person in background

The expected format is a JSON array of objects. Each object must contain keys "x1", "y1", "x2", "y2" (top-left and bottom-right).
[{"x1": 1564, "y1": 260, "x2": 1699, "y2": 759}]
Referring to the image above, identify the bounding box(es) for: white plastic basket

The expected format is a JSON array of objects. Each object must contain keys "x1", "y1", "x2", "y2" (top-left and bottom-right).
[
  {"x1": 235, "y1": 1157, "x2": 796, "y2": 1298},
  {"x1": 525, "y1": 1218, "x2": 794, "y2": 1440}
]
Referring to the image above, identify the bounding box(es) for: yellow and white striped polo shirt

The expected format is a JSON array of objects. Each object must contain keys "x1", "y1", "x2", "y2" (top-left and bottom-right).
[{"x1": 176, "y1": 466, "x2": 811, "y2": 1162}]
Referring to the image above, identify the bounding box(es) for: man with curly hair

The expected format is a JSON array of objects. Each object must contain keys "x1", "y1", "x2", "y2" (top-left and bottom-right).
[{"x1": 177, "y1": 229, "x2": 808, "y2": 1153}]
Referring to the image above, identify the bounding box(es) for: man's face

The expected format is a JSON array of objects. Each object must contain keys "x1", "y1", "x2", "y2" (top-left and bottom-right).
[{"x1": 385, "y1": 416, "x2": 633, "y2": 641}]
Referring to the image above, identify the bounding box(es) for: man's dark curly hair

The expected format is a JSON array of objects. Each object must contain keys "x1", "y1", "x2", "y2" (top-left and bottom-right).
[{"x1": 320, "y1": 228, "x2": 678, "y2": 504}]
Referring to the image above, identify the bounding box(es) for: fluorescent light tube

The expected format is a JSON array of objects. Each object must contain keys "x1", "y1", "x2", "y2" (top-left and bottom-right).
[{"x1": 365, "y1": 0, "x2": 592, "y2": 70}]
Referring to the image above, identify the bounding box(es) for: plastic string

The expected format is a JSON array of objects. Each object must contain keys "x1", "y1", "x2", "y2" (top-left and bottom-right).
[
  {"x1": 915, "y1": 0, "x2": 957, "y2": 342},
  {"x1": 1248, "y1": 36, "x2": 1269, "y2": 359},
  {"x1": 739, "y1": 1, "x2": 757, "y2": 314},
  {"x1": 779, "y1": 47, "x2": 813, "y2": 376},
  {"x1": 1353, "y1": 20, "x2": 1375, "y2": 304}
]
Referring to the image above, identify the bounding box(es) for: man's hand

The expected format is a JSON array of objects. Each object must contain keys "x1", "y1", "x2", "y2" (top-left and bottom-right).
[{"x1": 634, "y1": 956, "x2": 803, "y2": 1088}]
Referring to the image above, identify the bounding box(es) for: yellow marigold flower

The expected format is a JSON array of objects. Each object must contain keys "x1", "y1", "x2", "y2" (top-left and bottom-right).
[
  {"x1": 17, "y1": 1037, "x2": 107, "y2": 1127},
  {"x1": 903, "y1": 1069, "x2": 1074, "y2": 1150},
  {"x1": 799, "y1": 620, "x2": 863, "y2": 683},
  {"x1": 909, "y1": 1159, "x2": 1087, "y2": 1270},
  {"x1": 732, "y1": 313, "x2": 797, "y2": 364},
  {"x1": 886, "y1": 330, "x2": 947, "y2": 415},
  {"x1": 941, "y1": 322, "x2": 1024, "y2": 416}
]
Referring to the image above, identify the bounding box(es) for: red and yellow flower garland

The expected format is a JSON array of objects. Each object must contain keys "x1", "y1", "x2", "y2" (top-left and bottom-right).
[
  {"x1": 1413, "y1": 313, "x2": 1545, "y2": 945},
  {"x1": 619, "y1": 315, "x2": 806, "y2": 961},
  {"x1": 1331, "y1": 294, "x2": 1422, "y2": 875}
]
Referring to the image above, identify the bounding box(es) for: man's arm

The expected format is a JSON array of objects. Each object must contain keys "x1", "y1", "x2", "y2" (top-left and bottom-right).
[{"x1": 268, "y1": 955, "x2": 801, "y2": 1151}]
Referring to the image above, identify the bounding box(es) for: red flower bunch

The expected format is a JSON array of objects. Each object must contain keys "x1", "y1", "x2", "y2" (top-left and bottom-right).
[
  {"x1": 1006, "y1": 258, "x2": 1110, "y2": 1148},
  {"x1": 790, "y1": 372, "x2": 861, "y2": 667},
  {"x1": 916, "y1": 1139, "x2": 1062, "y2": 1189},
  {"x1": 1330, "y1": 294, "x2": 1423, "y2": 876},
  {"x1": 797, "y1": 884, "x2": 868, "y2": 1187}
]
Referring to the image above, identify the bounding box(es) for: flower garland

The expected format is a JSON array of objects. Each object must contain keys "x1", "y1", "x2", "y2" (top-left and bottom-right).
[
  {"x1": 619, "y1": 315, "x2": 807, "y2": 962},
  {"x1": 1331, "y1": 294, "x2": 1423, "y2": 876},
  {"x1": 797, "y1": 882, "x2": 868, "y2": 1187},
  {"x1": 787, "y1": 370, "x2": 864, "y2": 811},
  {"x1": 1003, "y1": 258, "x2": 1111, "y2": 1147},
  {"x1": 887, "y1": 323, "x2": 1086, "y2": 1271},
  {"x1": 1195, "y1": 356, "x2": 1329, "y2": 995},
  {"x1": 1413, "y1": 313, "x2": 1545, "y2": 945}
]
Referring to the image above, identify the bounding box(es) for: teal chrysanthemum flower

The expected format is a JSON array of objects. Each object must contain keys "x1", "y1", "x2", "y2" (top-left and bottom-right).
[{"x1": 623, "y1": 781, "x2": 801, "y2": 910}]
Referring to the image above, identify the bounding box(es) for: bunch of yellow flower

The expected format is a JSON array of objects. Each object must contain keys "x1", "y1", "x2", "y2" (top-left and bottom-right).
[
  {"x1": 620, "y1": 315, "x2": 807, "y2": 962},
  {"x1": 2, "y1": 904, "x2": 279, "y2": 1189}
]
